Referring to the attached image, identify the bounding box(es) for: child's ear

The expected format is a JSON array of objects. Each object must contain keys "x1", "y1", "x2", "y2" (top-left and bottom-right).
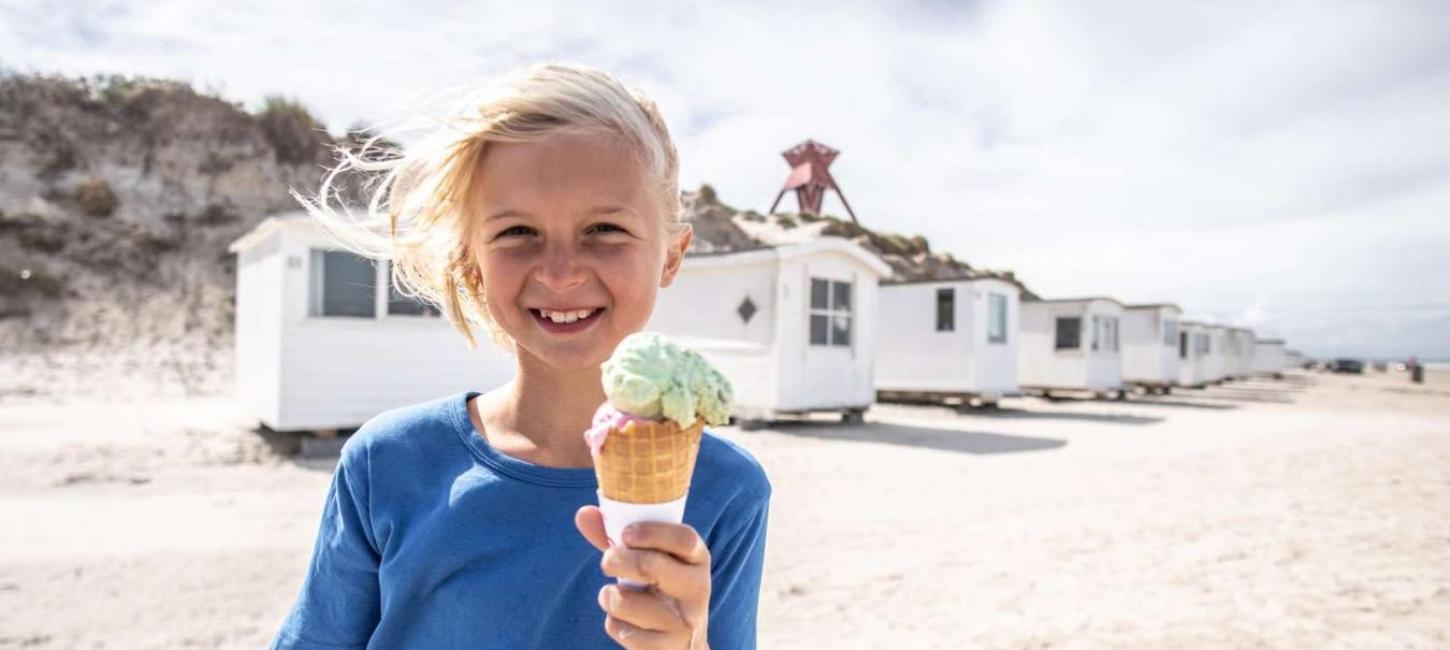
[{"x1": 659, "y1": 224, "x2": 693, "y2": 288}]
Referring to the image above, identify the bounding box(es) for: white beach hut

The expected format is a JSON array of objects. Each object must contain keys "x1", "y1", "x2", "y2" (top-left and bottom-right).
[
  {"x1": 1176, "y1": 321, "x2": 1212, "y2": 388},
  {"x1": 1227, "y1": 327, "x2": 1257, "y2": 379},
  {"x1": 228, "y1": 212, "x2": 515, "y2": 433},
  {"x1": 1121, "y1": 303, "x2": 1182, "y2": 394},
  {"x1": 1251, "y1": 338, "x2": 1288, "y2": 378},
  {"x1": 874, "y1": 275, "x2": 1023, "y2": 408},
  {"x1": 646, "y1": 236, "x2": 892, "y2": 426},
  {"x1": 1017, "y1": 297, "x2": 1126, "y2": 398}
]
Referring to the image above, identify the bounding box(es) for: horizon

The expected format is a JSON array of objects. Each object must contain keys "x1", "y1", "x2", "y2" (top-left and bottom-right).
[{"x1": 2, "y1": 0, "x2": 1447, "y2": 360}]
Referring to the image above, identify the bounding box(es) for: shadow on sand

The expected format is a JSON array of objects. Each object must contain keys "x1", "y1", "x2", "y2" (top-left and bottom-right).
[
  {"x1": 253, "y1": 424, "x2": 357, "y2": 467},
  {"x1": 973, "y1": 407, "x2": 1165, "y2": 426},
  {"x1": 1196, "y1": 387, "x2": 1296, "y2": 404},
  {"x1": 773, "y1": 420, "x2": 1068, "y2": 456},
  {"x1": 1121, "y1": 397, "x2": 1239, "y2": 411}
]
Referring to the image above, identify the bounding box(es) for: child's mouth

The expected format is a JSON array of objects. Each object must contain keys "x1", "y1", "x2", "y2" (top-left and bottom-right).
[{"x1": 529, "y1": 307, "x2": 605, "y2": 334}]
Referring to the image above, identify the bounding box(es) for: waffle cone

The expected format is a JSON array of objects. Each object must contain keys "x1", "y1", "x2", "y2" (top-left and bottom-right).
[{"x1": 594, "y1": 417, "x2": 705, "y2": 504}]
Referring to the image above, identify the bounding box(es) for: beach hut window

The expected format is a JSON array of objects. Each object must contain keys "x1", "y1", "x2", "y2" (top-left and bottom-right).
[
  {"x1": 1054, "y1": 317, "x2": 1081, "y2": 350},
  {"x1": 1179, "y1": 331, "x2": 1189, "y2": 359},
  {"x1": 1163, "y1": 319, "x2": 1179, "y2": 346},
  {"x1": 383, "y1": 262, "x2": 441, "y2": 317},
  {"x1": 936, "y1": 288, "x2": 955, "y2": 331},
  {"x1": 809, "y1": 277, "x2": 853, "y2": 347},
  {"x1": 988, "y1": 293, "x2": 1008, "y2": 343},
  {"x1": 309, "y1": 249, "x2": 376, "y2": 318}
]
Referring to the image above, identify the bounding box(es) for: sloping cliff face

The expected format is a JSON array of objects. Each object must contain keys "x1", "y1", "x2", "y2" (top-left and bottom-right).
[
  {"x1": 0, "y1": 73, "x2": 368, "y2": 393},
  {"x1": 680, "y1": 185, "x2": 1029, "y2": 291},
  {"x1": 0, "y1": 73, "x2": 379, "y2": 394}
]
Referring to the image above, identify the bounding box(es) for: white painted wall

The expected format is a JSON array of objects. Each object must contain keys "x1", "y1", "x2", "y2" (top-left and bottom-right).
[
  {"x1": 1018, "y1": 299, "x2": 1124, "y2": 392},
  {"x1": 1251, "y1": 340, "x2": 1287, "y2": 375},
  {"x1": 1176, "y1": 323, "x2": 1210, "y2": 387},
  {"x1": 234, "y1": 232, "x2": 283, "y2": 427},
  {"x1": 875, "y1": 278, "x2": 1020, "y2": 395},
  {"x1": 1227, "y1": 329, "x2": 1256, "y2": 378},
  {"x1": 1201, "y1": 326, "x2": 1229, "y2": 382},
  {"x1": 964, "y1": 279, "x2": 1021, "y2": 395},
  {"x1": 1122, "y1": 305, "x2": 1181, "y2": 386}
]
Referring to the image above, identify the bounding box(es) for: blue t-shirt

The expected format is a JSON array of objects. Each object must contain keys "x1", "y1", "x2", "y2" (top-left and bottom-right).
[{"x1": 270, "y1": 390, "x2": 771, "y2": 649}]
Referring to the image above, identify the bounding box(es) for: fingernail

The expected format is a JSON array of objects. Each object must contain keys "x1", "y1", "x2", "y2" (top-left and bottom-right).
[{"x1": 623, "y1": 524, "x2": 640, "y2": 543}]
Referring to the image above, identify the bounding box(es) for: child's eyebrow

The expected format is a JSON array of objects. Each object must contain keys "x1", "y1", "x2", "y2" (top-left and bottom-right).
[{"x1": 484, "y1": 206, "x2": 635, "y2": 221}]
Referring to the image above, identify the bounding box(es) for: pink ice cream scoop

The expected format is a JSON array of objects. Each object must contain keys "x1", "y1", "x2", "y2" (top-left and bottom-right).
[{"x1": 583, "y1": 402, "x2": 652, "y2": 455}]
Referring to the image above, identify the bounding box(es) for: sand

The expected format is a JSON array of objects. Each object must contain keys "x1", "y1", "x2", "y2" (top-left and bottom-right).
[{"x1": 0, "y1": 367, "x2": 1446, "y2": 648}]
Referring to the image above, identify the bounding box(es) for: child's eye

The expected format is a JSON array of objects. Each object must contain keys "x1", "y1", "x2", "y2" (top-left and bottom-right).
[{"x1": 587, "y1": 223, "x2": 629, "y2": 236}]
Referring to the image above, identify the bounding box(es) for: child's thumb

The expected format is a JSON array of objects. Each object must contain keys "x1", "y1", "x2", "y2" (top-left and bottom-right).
[{"x1": 574, "y1": 505, "x2": 611, "y2": 551}]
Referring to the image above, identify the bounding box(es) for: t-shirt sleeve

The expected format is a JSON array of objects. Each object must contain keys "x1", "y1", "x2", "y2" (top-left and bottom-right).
[
  {"x1": 705, "y1": 480, "x2": 772, "y2": 650},
  {"x1": 270, "y1": 438, "x2": 382, "y2": 650}
]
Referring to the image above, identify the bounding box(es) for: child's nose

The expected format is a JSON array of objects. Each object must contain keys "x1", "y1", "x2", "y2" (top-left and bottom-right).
[{"x1": 533, "y1": 243, "x2": 588, "y2": 291}]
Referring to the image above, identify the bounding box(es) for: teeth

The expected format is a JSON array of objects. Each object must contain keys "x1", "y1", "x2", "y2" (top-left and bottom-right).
[{"x1": 540, "y1": 309, "x2": 594, "y2": 324}]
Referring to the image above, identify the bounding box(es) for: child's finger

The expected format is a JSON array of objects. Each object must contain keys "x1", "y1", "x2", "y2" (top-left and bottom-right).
[
  {"x1": 600, "y1": 547, "x2": 708, "y2": 603},
  {"x1": 574, "y1": 506, "x2": 611, "y2": 552},
  {"x1": 597, "y1": 585, "x2": 684, "y2": 632},
  {"x1": 621, "y1": 522, "x2": 710, "y2": 565},
  {"x1": 604, "y1": 615, "x2": 676, "y2": 650}
]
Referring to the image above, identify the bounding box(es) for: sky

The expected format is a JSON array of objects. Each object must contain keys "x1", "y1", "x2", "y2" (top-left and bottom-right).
[{"x1": 3, "y1": 0, "x2": 1448, "y2": 360}]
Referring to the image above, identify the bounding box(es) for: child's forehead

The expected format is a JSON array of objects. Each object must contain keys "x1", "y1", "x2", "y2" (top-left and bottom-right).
[{"x1": 473, "y1": 133, "x2": 653, "y2": 209}]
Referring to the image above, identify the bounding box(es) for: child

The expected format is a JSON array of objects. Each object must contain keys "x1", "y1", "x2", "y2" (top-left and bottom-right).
[{"x1": 270, "y1": 63, "x2": 771, "y2": 649}]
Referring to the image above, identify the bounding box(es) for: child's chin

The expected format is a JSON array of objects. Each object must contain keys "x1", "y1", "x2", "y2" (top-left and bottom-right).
[{"x1": 522, "y1": 339, "x2": 613, "y2": 371}]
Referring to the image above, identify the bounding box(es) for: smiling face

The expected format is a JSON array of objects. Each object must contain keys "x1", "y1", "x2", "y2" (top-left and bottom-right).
[{"x1": 470, "y1": 130, "x2": 691, "y2": 371}]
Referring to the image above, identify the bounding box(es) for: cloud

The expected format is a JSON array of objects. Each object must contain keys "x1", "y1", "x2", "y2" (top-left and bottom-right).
[{"x1": 2, "y1": 0, "x2": 1448, "y2": 358}]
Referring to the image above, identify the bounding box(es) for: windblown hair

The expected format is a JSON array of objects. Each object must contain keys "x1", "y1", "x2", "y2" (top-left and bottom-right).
[{"x1": 294, "y1": 63, "x2": 683, "y2": 350}]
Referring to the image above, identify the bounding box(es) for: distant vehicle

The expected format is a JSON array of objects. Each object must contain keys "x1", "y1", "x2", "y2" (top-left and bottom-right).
[{"x1": 1331, "y1": 358, "x2": 1364, "y2": 374}]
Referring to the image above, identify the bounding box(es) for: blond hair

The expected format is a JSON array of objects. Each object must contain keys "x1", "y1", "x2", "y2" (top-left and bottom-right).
[{"x1": 294, "y1": 63, "x2": 682, "y2": 350}]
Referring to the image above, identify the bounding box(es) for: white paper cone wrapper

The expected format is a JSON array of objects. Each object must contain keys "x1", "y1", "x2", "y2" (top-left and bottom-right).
[{"x1": 597, "y1": 490, "x2": 688, "y2": 589}]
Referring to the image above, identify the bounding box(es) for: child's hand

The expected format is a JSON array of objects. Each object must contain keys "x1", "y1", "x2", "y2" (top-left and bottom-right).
[{"x1": 575, "y1": 506, "x2": 711, "y2": 650}]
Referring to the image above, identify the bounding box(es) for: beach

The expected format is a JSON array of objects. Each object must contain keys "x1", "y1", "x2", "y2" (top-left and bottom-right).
[{"x1": 0, "y1": 368, "x2": 1446, "y2": 648}]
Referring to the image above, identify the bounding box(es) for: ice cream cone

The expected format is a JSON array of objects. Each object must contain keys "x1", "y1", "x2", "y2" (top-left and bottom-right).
[{"x1": 593, "y1": 416, "x2": 705, "y2": 504}]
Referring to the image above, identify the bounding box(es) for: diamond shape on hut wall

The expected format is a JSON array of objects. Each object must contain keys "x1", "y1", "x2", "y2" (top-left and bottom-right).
[{"x1": 737, "y1": 297, "x2": 757, "y2": 323}]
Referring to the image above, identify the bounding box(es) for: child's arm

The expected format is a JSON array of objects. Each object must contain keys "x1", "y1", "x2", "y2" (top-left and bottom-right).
[
  {"x1": 270, "y1": 439, "x2": 382, "y2": 650},
  {"x1": 701, "y1": 487, "x2": 770, "y2": 650}
]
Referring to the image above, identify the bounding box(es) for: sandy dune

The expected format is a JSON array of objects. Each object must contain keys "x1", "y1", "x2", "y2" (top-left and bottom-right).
[{"x1": 0, "y1": 369, "x2": 1446, "y2": 648}]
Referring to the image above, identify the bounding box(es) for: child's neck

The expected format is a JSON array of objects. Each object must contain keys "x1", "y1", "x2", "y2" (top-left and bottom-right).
[{"x1": 473, "y1": 353, "x2": 607, "y2": 469}]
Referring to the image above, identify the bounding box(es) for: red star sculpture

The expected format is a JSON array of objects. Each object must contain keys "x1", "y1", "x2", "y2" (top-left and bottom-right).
[{"x1": 768, "y1": 139, "x2": 860, "y2": 225}]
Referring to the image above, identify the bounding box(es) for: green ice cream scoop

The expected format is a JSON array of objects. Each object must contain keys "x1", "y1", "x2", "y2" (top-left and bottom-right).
[{"x1": 601, "y1": 332, "x2": 734, "y2": 427}]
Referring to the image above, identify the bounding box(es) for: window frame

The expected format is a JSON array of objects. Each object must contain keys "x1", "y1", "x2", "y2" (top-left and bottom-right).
[
  {"x1": 936, "y1": 287, "x2": 955, "y2": 332},
  {"x1": 382, "y1": 260, "x2": 442, "y2": 318},
  {"x1": 808, "y1": 277, "x2": 853, "y2": 348},
  {"x1": 309, "y1": 249, "x2": 377, "y2": 319},
  {"x1": 1054, "y1": 316, "x2": 1082, "y2": 351},
  {"x1": 987, "y1": 293, "x2": 1008, "y2": 344}
]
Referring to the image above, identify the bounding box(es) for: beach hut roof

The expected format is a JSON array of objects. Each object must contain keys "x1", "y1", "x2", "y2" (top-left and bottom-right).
[
  {"x1": 1023, "y1": 296, "x2": 1125, "y2": 307},
  {"x1": 1124, "y1": 302, "x2": 1183, "y2": 313},
  {"x1": 685, "y1": 235, "x2": 893, "y2": 277},
  {"x1": 227, "y1": 211, "x2": 313, "y2": 254}
]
